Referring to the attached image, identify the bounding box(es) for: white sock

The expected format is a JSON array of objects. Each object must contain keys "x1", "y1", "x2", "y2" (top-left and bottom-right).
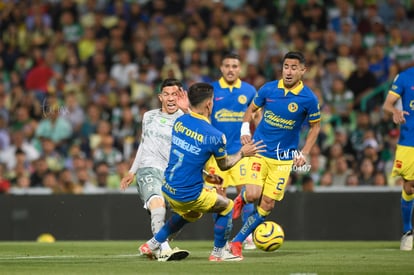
[
  {"x1": 160, "y1": 241, "x2": 171, "y2": 251},
  {"x1": 211, "y1": 246, "x2": 223, "y2": 257},
  {"x1": 150, "y1": 207, "x2": 166, "y2": 234},
  {"x1": 148, "y1": 237, "x2": 160, "y2": 250}
]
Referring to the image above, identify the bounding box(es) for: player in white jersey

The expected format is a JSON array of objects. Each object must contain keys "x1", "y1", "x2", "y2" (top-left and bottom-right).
[{"x1": 120, "y1": 78, "x2": 189, "y2": 261}]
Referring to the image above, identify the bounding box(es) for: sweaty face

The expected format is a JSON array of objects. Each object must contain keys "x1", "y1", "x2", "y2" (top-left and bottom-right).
[
  {"x1": 282, "y1": 58, "x2": 305, "y2": 89},
  {"x1": 159, "y1": 86, "x2": 179, "y2": 114},
  {"x1": 220, "y1": 58, "x2": 241, "y2": 85}
]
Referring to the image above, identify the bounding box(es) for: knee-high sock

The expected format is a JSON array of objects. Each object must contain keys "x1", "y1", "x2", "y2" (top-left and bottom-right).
[
  {"x1": 154, "y1": 213, "x2": 188, "y2": 243},
  {"x1": 401, "y1": 189, "x2": 414, "y2": 233},
  {"x1": 233, "y1": 208, "x2": 267, "y2": 243},
  {"x1": 213, "y1": 210, "x2": 233, "y2": 248},
  {"x1": 150, "y1": 207, "x2": 166, "y2": 234},
  {"x1": 242, "y1": 203, "x2": 255, "y2": 224}
]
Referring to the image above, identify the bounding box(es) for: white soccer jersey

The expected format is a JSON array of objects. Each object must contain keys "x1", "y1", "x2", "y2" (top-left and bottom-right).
[{"x1": 129, "y1": 109, "x2": 183, "y2": 173}]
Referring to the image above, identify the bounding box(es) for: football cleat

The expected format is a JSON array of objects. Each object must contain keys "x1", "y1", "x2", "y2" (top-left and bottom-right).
[
  {"x1": 208, "y1": 254, "x2": 222, "y2": 262},
  {"x1": 229, "y1": 241, "x2": 243, "y2": 258},
  {"x1": 400, "y1": 230, "x2": 413, "y2": 251},
  {"x1": 232, "y1": 194, "x2": 245, "y2": 220},
  {"x1": 139, "y1": 243, "x2": 156, "y2": 260},
  {"x1": 243, "y1": 233, "x2": 256, "y2": 250},
  {"x1": 157, "y1": 247, "x2": 190, "y2": 262},
  {"x1": 209, "y1": 249, "x2": 243, "y2": 262}
]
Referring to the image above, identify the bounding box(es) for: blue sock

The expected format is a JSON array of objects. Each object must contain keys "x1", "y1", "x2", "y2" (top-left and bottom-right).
[
  {"x1": 242, "y1": 203, "x2": 254, "y2": 223},
  {"x1": 214, "y1": 210, "x2": 233, "y2": 248},
  {"x1": 154, "y1": 213, "x2": 188, "y2": 243},
  {"x1": 401, "y1": 197, "x2": 414, "y2": 233},
  {"x1": 233, "y1": 210, "x2": 265, "y2": 243}
]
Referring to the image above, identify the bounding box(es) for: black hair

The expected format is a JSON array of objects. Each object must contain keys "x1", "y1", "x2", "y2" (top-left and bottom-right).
[
  {"x1": 159, "y1": 78, "x2": 183, "y2": 93},
  {"x1": 283, "y1": 51, "x2": 306, "y2": 65},
  {"x1": 222, "y1": 52, "x2": 241, "y2": 62},
  {"x1": 188, "y1": 83, "x2": 213, "y2": 107}
]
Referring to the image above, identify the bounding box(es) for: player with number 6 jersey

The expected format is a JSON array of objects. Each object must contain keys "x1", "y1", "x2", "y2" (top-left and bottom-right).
[{"x1": 206, "y1": 53, "x2": 258, "y2": 249}]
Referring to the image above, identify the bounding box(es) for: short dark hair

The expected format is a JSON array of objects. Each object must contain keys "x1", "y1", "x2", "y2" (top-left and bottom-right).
[
  {"x1": 188, "y1": 83, "x2": 213, "y2": 107},
  {"x1": 222, "y1": 52, "x2": 241, "y2": 62},
  {"x1": 159, "y1": 78, "x2": 183, "y2": 93},
  {"x1": 283, "y1": 51, "x2": 306, "y2": 65}
]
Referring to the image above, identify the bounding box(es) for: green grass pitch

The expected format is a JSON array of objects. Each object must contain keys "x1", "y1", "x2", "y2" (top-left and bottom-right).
[{"x1": 0, "y1": 240, "x2": 411, "y2": 274}]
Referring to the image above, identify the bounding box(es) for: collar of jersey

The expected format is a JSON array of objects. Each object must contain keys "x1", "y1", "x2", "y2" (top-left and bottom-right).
[
  {"x1": 277, "y1": 80, "x2": 303, "y2": 95},
  {"x1": 219, "y1": 77, "x2": 241, "y2": 92},
  {"x1": 189, "y1": 110, "x2": 210, "y2": 123}
]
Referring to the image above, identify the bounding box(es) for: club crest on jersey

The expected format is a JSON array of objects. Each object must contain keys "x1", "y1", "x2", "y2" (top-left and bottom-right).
[
  {"x1": 251, "y1": 162, "x2": 261, "y2": 172},
  {"x1": 288, "y1": 102, "x2": 298, "y2": 113},
  {"x1": 238, "y1": 95, "x2": 247, "y2": 104}
]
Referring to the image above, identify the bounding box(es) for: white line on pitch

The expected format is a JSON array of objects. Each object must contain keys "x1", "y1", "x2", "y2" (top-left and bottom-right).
[{"x1": 0, "y1": 254, "x2": 139, "y2": 260}]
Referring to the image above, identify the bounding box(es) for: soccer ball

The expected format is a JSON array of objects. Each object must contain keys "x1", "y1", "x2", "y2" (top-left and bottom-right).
[{"x1": 253, "y1": 221, "x2": 284, "y2": 252}]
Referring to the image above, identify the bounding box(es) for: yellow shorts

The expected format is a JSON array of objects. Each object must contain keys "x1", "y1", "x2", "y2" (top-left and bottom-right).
[
  {"x1": 392, "y1": 145, "x2": 414, "y2": 181},
  {"x1": 204, "y1": 156, "x2": 249, "y2": 188},
  {"x1": 245, "y1": 155, "x2": 293, "y2": 201},
  {"x1": 163, "y1": 187, "x2": 233, "y2": 222}
]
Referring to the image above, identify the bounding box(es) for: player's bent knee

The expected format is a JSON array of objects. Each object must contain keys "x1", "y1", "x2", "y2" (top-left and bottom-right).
[
  {"x1": 245, "y1": 191, "x2": 260, "y2": 203},
  {"x1": 219, "y1": 198, "x2": 233, "y2": 216},
  {"x1": 147, "y1": 196, "x2": 165, "y2": 210}
]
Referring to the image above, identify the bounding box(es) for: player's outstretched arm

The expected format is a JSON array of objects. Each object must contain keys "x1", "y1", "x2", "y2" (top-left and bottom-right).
[{"x1": 216, "y1": 140, "x2": 266, "y2": 171}]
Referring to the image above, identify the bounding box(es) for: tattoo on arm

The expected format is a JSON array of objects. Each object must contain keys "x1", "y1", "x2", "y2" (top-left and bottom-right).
[{"x1": 215, "y1": 152, "x2": 243, "y2": 171}]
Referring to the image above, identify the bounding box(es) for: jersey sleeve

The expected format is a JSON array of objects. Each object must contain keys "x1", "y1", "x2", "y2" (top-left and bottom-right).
[
  {"x1": 253, "y1": 86, "x2": 267, "y2": 108},
  {"x1": 213, "y1": 133, "x2": 227, "y2": 160},
  {"x1": 389, "y1": 73, "x2": 404, "y2": 98},
  {"x1": 307, "y1": 95, "x2": 321, "y2": 123},
  {"x1": 128, "y1": 112, "x2": 149, "y2": 174}
]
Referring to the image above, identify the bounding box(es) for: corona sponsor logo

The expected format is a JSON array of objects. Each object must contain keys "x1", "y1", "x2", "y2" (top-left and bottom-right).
[{"x1": 174, "y1": 121, "x2": 204, "y2": 143}]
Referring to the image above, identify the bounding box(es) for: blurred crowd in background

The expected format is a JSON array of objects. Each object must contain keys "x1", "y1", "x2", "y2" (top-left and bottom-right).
[{"x1": 0, "y1": 0, "x2": 413, "y2": 194}]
